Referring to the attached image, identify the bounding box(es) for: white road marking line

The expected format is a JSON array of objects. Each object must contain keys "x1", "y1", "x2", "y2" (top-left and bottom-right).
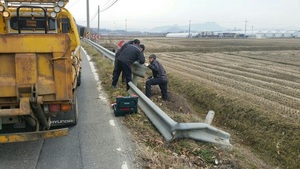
[
  {"x1": 83, "y1": 47, "x2": 108, "y2": 101},
  {"x1": 109, "y1": 120, "x2": 115, "y2": 126},
  {"x1": 122, "y1": 161, "x2": 128, "y2": 169}
]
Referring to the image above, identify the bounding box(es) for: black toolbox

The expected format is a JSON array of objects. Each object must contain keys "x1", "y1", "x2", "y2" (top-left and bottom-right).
[{"x1": 113, "y1": 95, "x2": 138, "y2": 117}]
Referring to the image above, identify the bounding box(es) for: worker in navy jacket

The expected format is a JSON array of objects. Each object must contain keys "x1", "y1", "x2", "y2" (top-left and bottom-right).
[
  {"x1": 112, "y1": 44, "x2": 145, "y2": 90},
  {"x1": 144, "y1": 54, "x2": 169, "y2": 101},
  {"x1": 113, "y1": 39, "x2": 140, "y2": 83}
]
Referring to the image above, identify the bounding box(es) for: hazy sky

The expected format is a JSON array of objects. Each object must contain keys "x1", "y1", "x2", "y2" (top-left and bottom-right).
[{"x1": 66, "y1": 0, "x2": 300, "y2": 31}]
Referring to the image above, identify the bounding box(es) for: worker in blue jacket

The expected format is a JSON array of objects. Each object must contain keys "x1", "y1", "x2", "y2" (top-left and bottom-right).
[
  {"x1": 112, "y1": 44, "x2": 145, "y2": 90},
  {"x1": 144, "y1": 54, "x2": 169, "y2": 101}
]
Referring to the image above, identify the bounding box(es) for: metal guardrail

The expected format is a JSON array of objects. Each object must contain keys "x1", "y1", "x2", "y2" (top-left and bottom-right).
[
  {"x1": 127, "y1": 82, "x2": 231, "y2": 146},
  {"x1": 85, "y1": 39, "x2": 116, "y2": 61},
  {"x1": 83, "y1": 38, "x2": 232, "y2": 147}
]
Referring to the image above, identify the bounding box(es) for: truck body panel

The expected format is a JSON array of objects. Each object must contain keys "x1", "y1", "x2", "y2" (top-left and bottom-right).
[
  {"x1": 0, "y1": 0, "x2": 81, "y2": 142},
  {"x1": 0, "y1": 34, "x2": 73, "y2": 102}
]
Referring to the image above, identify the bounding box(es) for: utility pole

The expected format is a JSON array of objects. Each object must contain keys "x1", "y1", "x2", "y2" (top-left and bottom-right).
[
  {"x1": 244, "y1": 20, "x2": 248, "y2": 38},
  {"x1": 188, "y1": 20, "x2": 191, "y2": 38},
  {"x1": 125, "y1": 18, "x2": 127, "y2": 32},
  {"x1": 86, "y1": 0, "x2": 90, "y2": 33},
  {"x1": 125, "y1": 18, "x2": 127, "y2": 37},
  {"x1": 98, "y1": 5, "x2": 100, "y2": 35}
]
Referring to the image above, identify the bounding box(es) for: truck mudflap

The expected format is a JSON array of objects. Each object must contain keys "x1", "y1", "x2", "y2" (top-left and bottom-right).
[{"x1": 0, "y1": 128, "x2": 68, "y2": 143}]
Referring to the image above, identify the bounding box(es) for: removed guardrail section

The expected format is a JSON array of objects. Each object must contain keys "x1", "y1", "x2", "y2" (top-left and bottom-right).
[
  {"x1": 83, "y1": 38, "x2": 232, "y2": 147},
  {"x1": 127, "y1": 82, "x2": 231, "y2": 147}
]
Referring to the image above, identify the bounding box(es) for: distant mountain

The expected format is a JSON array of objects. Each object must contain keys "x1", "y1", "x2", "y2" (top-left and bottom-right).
[
  {"x1": 150, "y1": 24, "x2": 184, "y2": 33},
  {"x1": 85, "y1": 22, "x2": 228, "y2": 34},
  {"x1": 188, "y1": 22, "x2": 227, "y2": 31},
  {"x1": 149, "y1": 22, "x2": 227, "y2": 33}
]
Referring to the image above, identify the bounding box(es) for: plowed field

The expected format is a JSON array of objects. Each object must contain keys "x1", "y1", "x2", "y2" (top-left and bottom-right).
[
  {"x1": 107, "y1": 38, "x2": 300, "y2": 121},
  {"x1": 160, "y1": 51, "x2": 300, "y2": 120}
]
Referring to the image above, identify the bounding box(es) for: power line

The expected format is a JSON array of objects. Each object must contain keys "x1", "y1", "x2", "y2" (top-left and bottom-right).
[
  {"x1": 67, "y1": 0, "x2": 81, "y2": 9},
  {"x1": 85, "y1": 0, "x2": 118, "y2": 25},
  {"x1": 100, "y1": 0, "x2": 118, "y2": 12},
  {"x1": 102, "y1": 0, "x2": 113, "y2": 8},
  {"x1": 90, "y1": 11, "x2": 98, "y2": 22}
]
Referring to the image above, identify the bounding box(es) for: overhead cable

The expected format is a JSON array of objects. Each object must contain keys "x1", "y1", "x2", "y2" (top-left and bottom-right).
[{"x1": 100, "y1": 0, "x2": 118, "y2": 12}]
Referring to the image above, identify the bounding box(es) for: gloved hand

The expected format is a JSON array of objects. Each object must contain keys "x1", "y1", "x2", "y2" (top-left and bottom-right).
[
  {"x1": 147, "y1": 76, "x2": 153, "y2": 80},
  {"x1": 144, "y1": 63, "x2": 149, "y2": 67}
]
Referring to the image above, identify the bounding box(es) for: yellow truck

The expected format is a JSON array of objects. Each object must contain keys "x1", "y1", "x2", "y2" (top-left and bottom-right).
[{"x1": 0, "y1": 0, "x2": 81, "y2": 143}]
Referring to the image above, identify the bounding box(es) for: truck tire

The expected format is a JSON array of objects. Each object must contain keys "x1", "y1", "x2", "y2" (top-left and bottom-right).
[
  {"x1": 71, "y1": 92, "x2": 79, "y2": 125},
  {"x1": 77, "y1": 70, "x2": 81, "y2": 87}
]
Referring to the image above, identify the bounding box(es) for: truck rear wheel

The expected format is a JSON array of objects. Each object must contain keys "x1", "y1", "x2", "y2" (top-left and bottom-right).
[
  {"x1": 72, "y1": 92, "x2": 79, "y2": 125},
  {"x1": 77, "y1": 70, "x2": 81, "y2": 87}
]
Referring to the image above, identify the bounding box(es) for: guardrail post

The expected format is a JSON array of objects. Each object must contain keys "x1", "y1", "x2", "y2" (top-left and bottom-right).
[{"x1": 204, "y1": 110, "x2": 215, "y2": 125}]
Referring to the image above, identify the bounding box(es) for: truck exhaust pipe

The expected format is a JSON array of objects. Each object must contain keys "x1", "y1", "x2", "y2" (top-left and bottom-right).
[
  {"x1": 30, "y1": 101, "x2": 50, "y2": 130},
  {"x1": 23, "y1": 115, "x2": 37, "y2": 127}
]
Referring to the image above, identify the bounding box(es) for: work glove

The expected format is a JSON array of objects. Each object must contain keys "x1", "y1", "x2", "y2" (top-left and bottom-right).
[{"x1": 144, "y1": 63, "x2": 149, "y2": 67}]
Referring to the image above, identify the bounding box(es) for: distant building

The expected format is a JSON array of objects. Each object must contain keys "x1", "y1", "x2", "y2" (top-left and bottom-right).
[
  {"x1": 283, "y1": 31, "x2": 294, "y2": 38},
  {"x1": 265, "y1": 31, "x2": 276, "y2": 38},
  {"x1": 165, "y1": 32, "x2": 199, "y2": 38},
  {"x1": 292, "y1": 31, "x2": 300, "y2": 38},
  {"x1": 165, "y1": 30, "x2": 300, "y2": 39},
  {"x1": 256, "y1": 31, "x2": 267, "y2": 38},
  {"x1": 274, "y1": 31, "x2": 283, "y2": 38},
  {"x1": 255, "y1": 30, "x2": 300, "y2": 38}
]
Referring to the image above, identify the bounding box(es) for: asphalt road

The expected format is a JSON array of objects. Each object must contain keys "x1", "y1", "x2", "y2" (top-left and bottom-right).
[{"x1": 0, "y1": 48, "x2": 137, "y2": 169}]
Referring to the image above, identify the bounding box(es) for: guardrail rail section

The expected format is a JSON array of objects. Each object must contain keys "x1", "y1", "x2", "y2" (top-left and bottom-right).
[{"x1": 84, "y1": 38, "x2": 232, "y2": 147}]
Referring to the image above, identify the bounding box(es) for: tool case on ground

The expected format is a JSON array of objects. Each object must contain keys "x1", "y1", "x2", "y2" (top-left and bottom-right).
[{"x1": 113, "y1": 95, "x2": 138, "y2": 117}]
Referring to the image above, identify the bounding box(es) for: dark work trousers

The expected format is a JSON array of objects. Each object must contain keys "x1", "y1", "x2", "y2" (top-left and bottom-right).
[
  {"x1": 112, "y1": 60, "x2": 122, "y2": 87},
  {"x1": 112, "y1": 60, "x2": 119, "y2": 84},
  {"x1": 145, "y1": 78, "x2": 169, "y2": 100},
  {"x1": 112, "y1": 60, "x2": 126, "y2": 83},
  {"x1": 112, "y1": 60, "x2": 132, "y2": 90}
]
